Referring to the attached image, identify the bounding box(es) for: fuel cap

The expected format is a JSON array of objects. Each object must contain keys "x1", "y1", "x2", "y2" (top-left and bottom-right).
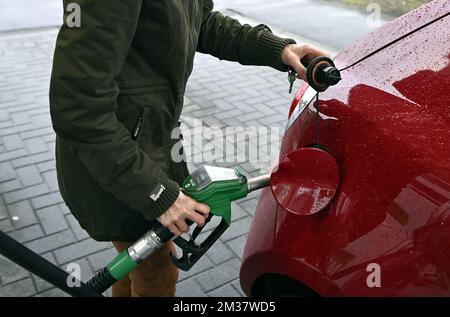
[{"x1": 270, "y1": 147, "x2": 340, "y2": 216}]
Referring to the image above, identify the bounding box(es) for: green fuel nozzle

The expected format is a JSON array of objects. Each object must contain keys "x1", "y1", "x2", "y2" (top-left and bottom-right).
[
  {"x1": 87, "y1": 166, "x2": 270, "y2": 294},
  {"x1": 171, "y1": 166, "x2": 270, "y2": 271}
]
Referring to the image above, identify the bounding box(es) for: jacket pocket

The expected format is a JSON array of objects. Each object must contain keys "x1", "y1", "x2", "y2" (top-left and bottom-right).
[{"x1": 55, "y1": 137, "x2": 97, "y2": 230}]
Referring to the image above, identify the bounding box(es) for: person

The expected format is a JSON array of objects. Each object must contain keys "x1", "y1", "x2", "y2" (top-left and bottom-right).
[{"x1": 49, "y1": 0, "x2": 327, "y2": 297}]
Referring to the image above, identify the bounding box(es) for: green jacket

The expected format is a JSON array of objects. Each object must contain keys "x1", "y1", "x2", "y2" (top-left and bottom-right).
[{"x1": 49, "y1": 0, "x2": 295, "y2": 241}]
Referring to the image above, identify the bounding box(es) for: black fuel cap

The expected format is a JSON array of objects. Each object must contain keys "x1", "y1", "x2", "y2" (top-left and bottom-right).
[{"x1": 303, "y1": 56, "x2": 342, "y2": 92}]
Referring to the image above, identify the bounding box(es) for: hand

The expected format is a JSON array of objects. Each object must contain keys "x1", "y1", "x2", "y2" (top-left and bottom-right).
[
  {"x1": 158, "y1": 192, "x2": 210, "y2": 236},
  {"x1": 281, "y1": 44, "x2": 329, "y2": 81}
]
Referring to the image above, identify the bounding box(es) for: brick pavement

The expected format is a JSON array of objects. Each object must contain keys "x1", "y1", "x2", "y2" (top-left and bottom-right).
[{"x1": 0, "y1": 25, "x2": 299, "y2": 297}]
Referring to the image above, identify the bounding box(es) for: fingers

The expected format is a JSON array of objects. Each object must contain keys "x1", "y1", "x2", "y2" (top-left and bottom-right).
[
  {"x1": 287, "y1": 46, "x2": 308, "y2": 80},
  {"x1": 289, "y1": 56, "x2": 307, "y2": 81},
  {"x1": 167, "y1": 224, "x2": 183, "y2": 236},
  {"x1": 302, "y1": 44, "x2": 329, "y2": 61},
  {"x1": 176, "y1": 219, "x2": 190, "y2": 234},
  {"x1": 186, "y1": 209, "x2": 206, "y2": 227},
  {"x1": 288, "y1": 44, "x2": 330, "y2": 81},
  {"x1": 195, "y1": 202, "x2": 210, "y2": 217},
  {"x1": 183, "y1": 194, "x2": 209, "y2": 226},
  {"x1": 158, "y1": 192, "x2": 212, "y2": 236}
]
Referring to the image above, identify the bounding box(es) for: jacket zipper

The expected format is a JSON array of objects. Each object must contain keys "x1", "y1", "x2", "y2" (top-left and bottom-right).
[{"x1": 132, "y1": 110, "x2": 144, "y2": 140}]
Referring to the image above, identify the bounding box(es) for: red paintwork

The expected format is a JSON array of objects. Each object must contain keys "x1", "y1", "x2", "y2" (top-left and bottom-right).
[
  {"x1": 241, "y1": 0, "x2": 450, "y2": 296},
  {"x1": 271, "y1": 147, "x2": 340, "y2": 216}
]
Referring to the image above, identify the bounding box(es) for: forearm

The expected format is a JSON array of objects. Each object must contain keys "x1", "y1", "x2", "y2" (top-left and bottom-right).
[{"x1": 197, "y1": 8, "x2": 296, "y2": 71}]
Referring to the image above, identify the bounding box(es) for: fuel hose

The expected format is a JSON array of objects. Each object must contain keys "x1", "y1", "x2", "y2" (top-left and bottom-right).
[{"x1": 0, "y1": 231, "x2": 102, "y2": 297}]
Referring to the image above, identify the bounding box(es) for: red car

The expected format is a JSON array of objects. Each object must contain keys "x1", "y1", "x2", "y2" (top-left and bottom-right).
[{"x1": 240, "y1": 0, "x2": 450, "y2": 297}]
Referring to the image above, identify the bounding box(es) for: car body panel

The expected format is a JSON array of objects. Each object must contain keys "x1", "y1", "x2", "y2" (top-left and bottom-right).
[
  {"x1": 241, "y1": 1, "x2": 450, "y2": 296},
  {"x1": 335, "y1": 0, "x2": 449, "y2": 71}
]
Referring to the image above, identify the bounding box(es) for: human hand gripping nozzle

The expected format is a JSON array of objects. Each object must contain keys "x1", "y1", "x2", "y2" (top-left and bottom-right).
[{"x1": 87, "y1": 166, "x2": 270, "y2": 294}]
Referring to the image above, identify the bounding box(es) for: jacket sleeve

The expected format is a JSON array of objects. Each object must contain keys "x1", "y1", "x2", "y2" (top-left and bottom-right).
[
  {"x1": 49, "y1": 0, "x2": 179, "y2": 221},
  {"x1": 197, "y1": 0, "x2": 296, "y2": 72}
]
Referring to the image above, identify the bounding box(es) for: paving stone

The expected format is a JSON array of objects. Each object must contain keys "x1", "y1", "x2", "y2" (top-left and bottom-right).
[
  {"x1": 221, "y1": 217, "x2": 252, "y2": 242},
  {"x1": 36, "y1": 205, "x2": 68, "y2": 235},
  {"x1": 0, "y1": 120, "x2": 12, "y2": 130},
  {"x1": 230, "y1": 201, "x2": 249, "y2": 221},
  {"x1": 195, "y1": 258, "x2": 241, "y2": 292},
  {"x1": 37, "y1": 159, "x2": 55, "y2": 172},
  {"x1": 16, "y1": 164, "x2": 43, "y2": 186},
  {"x1": 41, "y1": 251, "x2": 58, "y2": 265},
  {"x1": 11, "y1": 151, "x2": 53, "y2": 168},
  {"x1": 0, "y1": 161, "x2": 16, "y2": 182},
  {"x1": 6, "y1": 200, "x2": 37, "y2": 229},
  {"x1": 25, "y1": 229, "x2": 76, "y2": 255},
  {"x1": 0, "y1": 179, "x2": 22, "y2": 194},
  {"x1": 231, "y1": 279, "x2": 246, "y2": 296},
  {"x1": 11, "y1": 112, "x2": 31, "y2": 124},
  {"x1": 0, "y1": 199, "x2": 8, "y2": 220},
  {"x1": 53, "y1": 239, "x2": 111, "y2": 264},
  {"x1": 42, "y1": 133, "x2": 56, "y2": 144},
  {"x1": 19, "y1": 126, "x2": 54, "y2": 140},
  {"x1": 257, "y1": 113, "x2": 287, "y2": 126},
  {"x1": 0, "y1": 255, "x2": 30, "y2": 285},
  {"x1": 211, "y1": 99, "x2": 235, "y2": 111},
  {"x1": 215, "y1": 108, "x2": 243, "y2": 120},
  {"x1": 0, "y1": 219, "x2": 14, "y2": 232},
  {"x1": 208, "y1": 239, "x2": 237, "y2": 263},
  {"x1": 31, "y1": 113, "x2": 52, "y2": 128},
  {"x1": 87, "y1": 247, "x2": 117, "y2": 272},
  {"x1": 42, "y1": 169, "x2": 58, "y2": 191},
  {"x1": 3, "y1": 183, "x2": 49, "y2": 204},
  {"x1": 0, "y1": 277, "x2": 36, "y2": 297},
  {"x1": 0, "y1": 148, "x2": 28, "y2": 163},
  {"x1": 0, "y1": 109, "x2": 9, "y2": 122},
  {"x1": 31, "y1": 274, "x2": 53, "y2": 293},
  {"x1": 178, "y1": 254, "x2": 215, "y2": 282},
  {"x1": 0, "y1": 91, "x2": 16, "y2": 103},
  {"x1": 8, "y1": 224, "x2": 44, "y2": 243},
  {"x1": 59, "y1": 203, "x2": 71, "y2": 215},
  {"x1": 207, "y1": 281, "x2": 242, "y2": 297},
  {"x1": 176, "y1": 277, "x2": 205, "y2": 297},
  {"x1": 226, "y1": 234, "x2": 248, "y2": 259},
  {"x1": 24, "y1": 137, "x2": 48, "y2": 154},
  {"x1": 30, "y1": 191, "x2": 64, "y2": 209}
]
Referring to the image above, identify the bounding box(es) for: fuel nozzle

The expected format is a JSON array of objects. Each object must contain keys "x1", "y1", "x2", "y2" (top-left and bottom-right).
[{"x1": 302, "y1": 56, "x2": 342, "y2": 92}]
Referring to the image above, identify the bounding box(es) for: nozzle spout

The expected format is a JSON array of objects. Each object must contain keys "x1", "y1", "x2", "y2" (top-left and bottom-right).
[{"x1": 247, "y1": 174, "x2": 271, "y2": 193}]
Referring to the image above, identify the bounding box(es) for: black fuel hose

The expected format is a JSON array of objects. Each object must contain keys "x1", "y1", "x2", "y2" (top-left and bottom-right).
[{"x1": 0, "y1": 231, "x2": 102, "y2": 297}]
